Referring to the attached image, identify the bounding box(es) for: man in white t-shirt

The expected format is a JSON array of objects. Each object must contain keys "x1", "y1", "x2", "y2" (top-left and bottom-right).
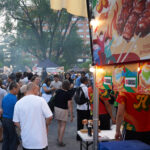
[
  {"x1": 76, "y1": 76, "x2": 90, "y2": 140},
  {"x1": 13, "y1": 82, "x2": 53, "y2": 150}
]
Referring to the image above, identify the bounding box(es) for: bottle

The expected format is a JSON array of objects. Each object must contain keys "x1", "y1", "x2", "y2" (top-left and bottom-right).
[{"x1": 88, "y1": 120, "x2": 92, "y2": 136}]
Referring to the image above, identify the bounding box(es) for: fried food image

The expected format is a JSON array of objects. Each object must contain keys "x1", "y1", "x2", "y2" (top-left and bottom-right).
[{"x1": 117, "y1": 0, "x2": 150, "y2": 41}]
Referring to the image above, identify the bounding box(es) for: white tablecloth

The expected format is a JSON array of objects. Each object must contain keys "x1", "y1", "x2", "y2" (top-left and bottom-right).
[{"x1": 77, "y1": 125, "x2": 116, "y2": 142}]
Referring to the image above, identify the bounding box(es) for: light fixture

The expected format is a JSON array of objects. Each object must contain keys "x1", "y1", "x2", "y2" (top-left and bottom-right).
[
  {"x1": 90, "y1": 17, "x2": 100, "y2": 29},
  {"x1": 89, "y1": 66, "x2": 95, "y2": 73},
  {"x1": 97, "y1": 68, "x2": 104, "y2": 73}
]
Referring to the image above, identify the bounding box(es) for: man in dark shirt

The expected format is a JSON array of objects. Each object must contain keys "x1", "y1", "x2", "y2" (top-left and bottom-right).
[{"x1": 2, "y1": 81, "x2": 19, "y2": 150}]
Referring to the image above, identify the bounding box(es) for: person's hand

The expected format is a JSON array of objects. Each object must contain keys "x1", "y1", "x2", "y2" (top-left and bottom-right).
[
  {"x1": 46, "y1": 125, "x2": 49, "y2": 135},
  {"x1": 115, "y1": 131, "x2": 122, "y2": 140},
  {"x1": 0, "y1": 109, "x2": 3, "y2": 118},
  {"x1": 112, "y1": 117, "x2": 116, "y2": 124},
  {"x1": 70, "y1": 115, "x2": 73, "y2": 122},
  {"x1": 52, "y1": 87, "x2": 56, "y2": 91}
]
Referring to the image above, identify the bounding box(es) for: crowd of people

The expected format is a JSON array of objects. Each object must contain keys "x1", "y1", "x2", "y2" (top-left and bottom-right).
[
  {"x1": 0, "y1": 71, "x2": 92, "y2": 150},
  {"x1": 0, "y1": 70, "x2": 149, "y2": 150}
]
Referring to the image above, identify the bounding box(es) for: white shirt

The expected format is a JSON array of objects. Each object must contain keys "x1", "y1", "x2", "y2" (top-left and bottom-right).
[
  {"x1": 13, "y1": 95, "x2": 53, "y2": 149},
  {"x1": 77, "y1": 83, "x2": 90, "y2": 110}
]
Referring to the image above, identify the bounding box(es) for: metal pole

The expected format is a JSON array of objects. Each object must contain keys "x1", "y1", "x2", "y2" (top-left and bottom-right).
[
  {"x1": 86, "y1": 1, "x2": 99, "y2": 149},
  {"x1": 93, "y1": 66, "x2": 99, "y2": 150},
  {"x1": 86, "y1": 0, "x2": 94, "y2": 65}
]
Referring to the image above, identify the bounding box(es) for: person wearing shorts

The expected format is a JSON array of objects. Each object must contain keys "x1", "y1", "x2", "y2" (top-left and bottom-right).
[{"x1": 54, "y1": 80, "x2": 73, "y2": 147}]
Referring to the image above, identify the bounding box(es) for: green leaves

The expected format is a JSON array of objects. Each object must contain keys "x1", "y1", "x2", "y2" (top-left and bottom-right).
[{"x1": 0, "y1": 0, "x2": 90, "y2": 70}]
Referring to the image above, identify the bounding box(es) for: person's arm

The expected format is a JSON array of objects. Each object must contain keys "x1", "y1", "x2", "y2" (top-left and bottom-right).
[
  {"x1": 103, "y1": 100, "x2": 116, "y2": 124},
  {"x1": 45, "y1": 116, "x2": 53, "y2": 134},
  {"x1": 43, "y1": 86, "x2": 55, "y2": 94},
  {"x1": 14, "y1": 122, "x2": 21, "y2": 129},
  {"x1": 68, "y1": 100, "x2": 73, "y2": 122},
  {"x1": 41, "y1": 98, "x2": 53, "y2": 133},
  {"x1": 115, "y1": 103, "x2": 125, "y2": 140},
  {"x1": 0, "y1": 109, "x2": 2, "y2": 118},
  {"x1": 46, "y1": 116, "x2": 53, "y2": 126},
  {"x1": 13, "y1": 103, "x2": 21, "y2": 128}
]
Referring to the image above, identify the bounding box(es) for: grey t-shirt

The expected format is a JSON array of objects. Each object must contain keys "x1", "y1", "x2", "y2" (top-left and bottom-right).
[{"x1": 50, "y1": 81, "x2": 62, "y2": 90}]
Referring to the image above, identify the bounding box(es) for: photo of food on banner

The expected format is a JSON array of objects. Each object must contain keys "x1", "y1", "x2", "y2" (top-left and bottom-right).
[
  {"x1": 92, "y1": 0, "x2": 150, "y2": 66},
  {"x1": 138, "y1": 62, "x2": 150, "y2": 94},
  {"x1": 95, "y1": 66, "x2": 113, "y2": 90}
]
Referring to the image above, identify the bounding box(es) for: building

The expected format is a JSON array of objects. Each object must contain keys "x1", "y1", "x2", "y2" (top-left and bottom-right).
[{"x1": 72, "y1": 17, "x2": 90, "y2": 45}]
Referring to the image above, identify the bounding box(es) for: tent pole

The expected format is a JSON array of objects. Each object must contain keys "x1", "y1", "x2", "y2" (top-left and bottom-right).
[
  {"x1": 92, "y1": 66, "x2": 99, "y2": 150},
  {"x1": 86, "y1": 0, "x2": 99, "y2": 149},
  {"x1": 86, "y1": 0, "x2": 94, "y2": 66}
]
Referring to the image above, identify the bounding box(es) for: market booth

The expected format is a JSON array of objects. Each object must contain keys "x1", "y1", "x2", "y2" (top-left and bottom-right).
[{"x1": 91, "y1": 0, "x2": 150, "y2": 150}]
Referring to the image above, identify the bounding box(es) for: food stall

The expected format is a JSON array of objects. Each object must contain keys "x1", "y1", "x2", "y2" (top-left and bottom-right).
[{"x1": 91, "y1": 0, "x2": 150, "y2": 149}]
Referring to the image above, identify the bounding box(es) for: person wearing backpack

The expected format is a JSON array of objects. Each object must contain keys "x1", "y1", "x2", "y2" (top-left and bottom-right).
[{"x1": 76, "y1": 76, "x2": 90, "y2": 140}]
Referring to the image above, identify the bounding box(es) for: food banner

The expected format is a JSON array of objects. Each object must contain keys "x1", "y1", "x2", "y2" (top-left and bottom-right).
[
  {"x1": 112, "y1": 63, "x2": 138, "y2": 92},
  {"x1": 124, "y1": 63, "x2": 138, "y2": 93},
  {"x1": 96, "y1": 66, "x2": 113, "y2": 89},
  {"x1": 138, "y1": 62, "x2": 150, "y2": 94},
  {"x1": 112, "y1": 65, "x2": 125, "y2": 91},
  {"x1": 92, "y1": 0, "x2": 150, "y2": 66}
]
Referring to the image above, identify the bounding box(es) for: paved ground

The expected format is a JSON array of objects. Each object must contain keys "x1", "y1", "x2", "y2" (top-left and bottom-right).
[{"x1": 0, "y1": 104, "x2": 93, "y2": 150}]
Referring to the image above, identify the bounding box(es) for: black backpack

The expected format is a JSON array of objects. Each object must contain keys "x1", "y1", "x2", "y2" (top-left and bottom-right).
[{"x1": 74, "y1": 87, "x2": 89, "y2": 105}]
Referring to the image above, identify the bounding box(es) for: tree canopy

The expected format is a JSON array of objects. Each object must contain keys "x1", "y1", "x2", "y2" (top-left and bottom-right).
[{"x1": 0, "y1": 0, "x2": 89, "y2": 68}]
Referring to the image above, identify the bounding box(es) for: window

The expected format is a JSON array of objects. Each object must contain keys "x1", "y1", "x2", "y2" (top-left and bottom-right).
[
  {"x1": 78, "y1": 29, "x2": 84, "y2": 32},
  {"x1": 80, "y1": 35, "x2": 84, "y2": 38},
  {"x1": 86, "y1": 29, "x2": 89, "y2": 32},
  {"x1": 72, "y1": 17, "x2": 77, "y2": 21},
  {"x1": 85, "y1": 41, "x2": 90, "y2": 44},
  {"x1": 78, "y1": 23, "x2": 83, "y2": 27},
  {"x1": 86, "y1": 35, "x2": 90, "y2": 38}
]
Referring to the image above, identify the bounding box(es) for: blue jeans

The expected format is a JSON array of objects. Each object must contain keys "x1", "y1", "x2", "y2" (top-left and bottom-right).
[{"x1": 2, "y1": 118, "x2": 19, "y2": 150}]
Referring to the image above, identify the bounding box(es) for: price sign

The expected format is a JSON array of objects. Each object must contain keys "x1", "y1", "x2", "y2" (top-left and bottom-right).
[
  {"x1": 125, "y1": 77, "x2": 137, "y2": 88},
  {"x1": 104, "y1": 76, "x2": 112, "y2": 85}
]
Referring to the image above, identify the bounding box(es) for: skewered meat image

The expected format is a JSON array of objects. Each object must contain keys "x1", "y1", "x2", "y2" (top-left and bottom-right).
[
  {"x1": 135, "y1": 0, "x2": 150, "y2": 37},
  {"x1": 117, "y1": 0, "x2": 133, "y2": 35},
  {"x1": 117, "y1": 0, "x2": 150, "y2": 41},
  {"x1": 122, "y1": 13, "x2": 139, "y2": 41}
]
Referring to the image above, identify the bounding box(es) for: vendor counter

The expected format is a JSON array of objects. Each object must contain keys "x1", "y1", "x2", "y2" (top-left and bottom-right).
[{"x1": 99, "y1": 140, "x2": 150, "y2": 150}]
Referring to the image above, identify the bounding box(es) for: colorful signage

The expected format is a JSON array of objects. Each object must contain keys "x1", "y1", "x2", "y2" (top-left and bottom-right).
[
  {"x1": 93, "y1": 0, "x2": 150, "y2": 66},
  {"x1": 138, "y1": 62, "x2": 150, "y2": 94}
]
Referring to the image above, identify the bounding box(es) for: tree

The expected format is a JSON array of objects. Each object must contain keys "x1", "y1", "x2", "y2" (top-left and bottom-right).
[
  {"x1": 0, "y1": 0, "x2": 86, "y2": 67},
  {"x1": 0, "y1": 45, "x2": 4, "y2": 67}
]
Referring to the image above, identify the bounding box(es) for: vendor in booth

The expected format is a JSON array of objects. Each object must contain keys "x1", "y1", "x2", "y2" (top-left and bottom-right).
[{"x1": 115, "y1": 92, "x2": 150, "y2": 145}]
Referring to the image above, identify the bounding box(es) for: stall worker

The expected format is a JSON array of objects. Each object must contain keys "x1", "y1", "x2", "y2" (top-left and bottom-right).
[{"x1": 115, "y1": 92, "x2": 150, "y2": 145}]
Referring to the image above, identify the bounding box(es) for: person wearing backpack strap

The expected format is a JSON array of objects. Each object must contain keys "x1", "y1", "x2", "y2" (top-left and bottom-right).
[{"x1": 76, "y1": 76, "x2": 90, "y2": 141}]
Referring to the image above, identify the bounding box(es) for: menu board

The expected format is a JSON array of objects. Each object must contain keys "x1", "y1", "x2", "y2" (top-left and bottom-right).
[{"x1": 92, "y1": 0, "x2": 150, "y2": 66}]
